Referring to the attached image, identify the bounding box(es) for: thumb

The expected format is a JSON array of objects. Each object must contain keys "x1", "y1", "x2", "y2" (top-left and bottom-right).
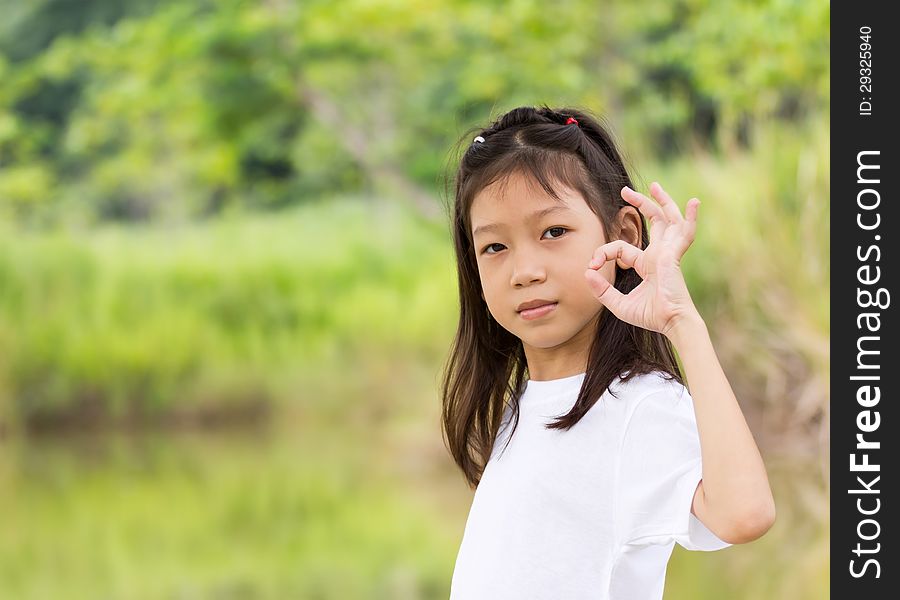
[{"x1": 584, "y1": 269, "x2": 625, "y2": 313}]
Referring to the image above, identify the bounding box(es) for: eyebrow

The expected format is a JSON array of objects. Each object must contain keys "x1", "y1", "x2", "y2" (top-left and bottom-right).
[{"x1": 472, "y1": 205, "x2": 573, "y2": 238}]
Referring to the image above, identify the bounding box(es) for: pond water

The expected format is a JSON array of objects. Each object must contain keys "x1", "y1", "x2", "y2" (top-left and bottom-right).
[
  {"x1": 0, "y1": 420, "x2": 466, "y2": 600},
  {"x1": 0, "y1": 421, "x2": 826, "y2": 599}
]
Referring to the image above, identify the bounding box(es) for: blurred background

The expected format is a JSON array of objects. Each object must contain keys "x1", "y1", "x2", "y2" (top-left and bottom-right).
[{"x1": 0, "y1": 0, "x2": 828, "y2": 598}]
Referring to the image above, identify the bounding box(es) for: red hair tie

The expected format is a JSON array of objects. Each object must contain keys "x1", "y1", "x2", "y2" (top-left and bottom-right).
[{"x1": 565, "y1": 117, "x2": 578, "y2": 125}]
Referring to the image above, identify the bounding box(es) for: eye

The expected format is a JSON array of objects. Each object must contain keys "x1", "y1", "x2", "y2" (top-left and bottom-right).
[{"x1": 542, "y1": 226, "x2": 568, "y2": 240}]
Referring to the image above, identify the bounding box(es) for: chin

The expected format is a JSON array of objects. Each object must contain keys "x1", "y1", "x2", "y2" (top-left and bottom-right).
[{"x1": 519, "y1": 331, "x2": 573, "y2": 350}]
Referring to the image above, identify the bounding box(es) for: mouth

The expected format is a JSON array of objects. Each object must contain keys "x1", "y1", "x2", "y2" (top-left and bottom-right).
[{"x1": 517, "y1": 302, "x2": 558, "y2": 320}]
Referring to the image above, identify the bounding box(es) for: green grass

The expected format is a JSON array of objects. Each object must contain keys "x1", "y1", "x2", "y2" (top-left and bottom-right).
[{"x1": 0, "y1": 196, "x2": 459, "y2": 430}]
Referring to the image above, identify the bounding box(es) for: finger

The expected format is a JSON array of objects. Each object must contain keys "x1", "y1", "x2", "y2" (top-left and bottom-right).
[
  {"x1": 649, "y1": 182, "x2": 684, "y2": 224},
  {"x1": 666, "y1": 198, "x2": 700, "y2": 258},
  {"x1": 588, "y1": 240, "x2": 644, "y2": 276},
  {"x1": 621, "y1": 185, "x2": 666, "y2": 224},
  {"x1": 681, "y1": 198, "x2": 700, "y2": 248},
  {"x1": 621, "y1": 186, "x2": 669, "y2": 241},
  {"x1": 685, "y1": 198, "x2": 700, "y2": 230},
  {"x1": 584, "y1": 268, "x2": 627, "y2": 314}
]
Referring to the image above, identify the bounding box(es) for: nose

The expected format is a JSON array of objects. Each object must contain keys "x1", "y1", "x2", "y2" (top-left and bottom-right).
[{"x1": 510, "y1": 251, "x2": 547, "y2": 287}]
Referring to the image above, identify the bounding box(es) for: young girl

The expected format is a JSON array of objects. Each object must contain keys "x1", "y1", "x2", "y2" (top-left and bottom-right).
[{"x1": 440, "y1": 105, "x2": 776, "y2": 599}]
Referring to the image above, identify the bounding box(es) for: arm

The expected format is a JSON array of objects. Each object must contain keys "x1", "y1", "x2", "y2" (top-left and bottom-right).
[
  {"x1": 585, "y1": 181, "x2": 777, "y2": 545},
  {"x1": 668, "y1": 311, "x2": 777, "y2": 544}
]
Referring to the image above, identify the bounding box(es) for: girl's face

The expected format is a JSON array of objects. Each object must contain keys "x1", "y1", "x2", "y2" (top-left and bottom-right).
[{"x1": 470, "y1": 170, "x2": 621, "y2": 373}]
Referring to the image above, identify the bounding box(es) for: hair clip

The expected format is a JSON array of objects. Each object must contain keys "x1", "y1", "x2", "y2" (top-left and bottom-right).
[
  {"x1": 473, "y1": 136, "x2": 485, "y2": 143},
  {"x1": 565, "y1": 117, "x2": 578, "y2": 126}
]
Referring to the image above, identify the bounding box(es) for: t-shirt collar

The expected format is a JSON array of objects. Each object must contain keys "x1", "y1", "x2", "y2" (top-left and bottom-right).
[{"x1": 523, "y1": 371, "x2": 587, "y2": 401}]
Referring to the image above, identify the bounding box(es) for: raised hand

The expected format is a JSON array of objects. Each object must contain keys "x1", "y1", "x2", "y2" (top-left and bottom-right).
[{"x1": 583, "y1": 182, "x2": 702, "y2": 338}]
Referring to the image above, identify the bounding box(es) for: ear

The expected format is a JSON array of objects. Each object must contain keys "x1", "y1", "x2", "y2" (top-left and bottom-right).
[{"x1": 616, "y1": 206, "x2": 642, "y2": 247}]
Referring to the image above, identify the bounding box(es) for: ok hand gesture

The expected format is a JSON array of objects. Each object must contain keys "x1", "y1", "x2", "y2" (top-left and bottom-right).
[{"x1": 584, "y1": 182, "x2": 702, "y2": 338}]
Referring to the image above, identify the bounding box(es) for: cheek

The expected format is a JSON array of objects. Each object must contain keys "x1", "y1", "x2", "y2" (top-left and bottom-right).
[{"x1": 479, "y1": 279, "x2": 502, "y2": 310}]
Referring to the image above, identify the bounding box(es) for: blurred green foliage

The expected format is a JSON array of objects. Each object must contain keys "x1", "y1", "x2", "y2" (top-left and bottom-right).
[{"x1": 1, "y1": 0, "x2": 828, "y2": 225}]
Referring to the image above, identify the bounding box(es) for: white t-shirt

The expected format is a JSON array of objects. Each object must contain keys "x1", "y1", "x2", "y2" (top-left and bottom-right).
[{"x1": 449, "y1": 370, "x2": 731, "y2": 600}]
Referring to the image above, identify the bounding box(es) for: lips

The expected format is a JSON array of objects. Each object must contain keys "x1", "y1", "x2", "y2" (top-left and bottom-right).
[
  {"x1": 516, "y1": 299, "x2": 557, "y2": 312},
  {"x1": 518, "y1": 302, "x2": 558, "y2": 320}
]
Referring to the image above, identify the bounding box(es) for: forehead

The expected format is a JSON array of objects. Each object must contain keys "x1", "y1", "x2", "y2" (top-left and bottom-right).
[{"x1": 470, "y1": 171, "x2": 590, "y2": 237}]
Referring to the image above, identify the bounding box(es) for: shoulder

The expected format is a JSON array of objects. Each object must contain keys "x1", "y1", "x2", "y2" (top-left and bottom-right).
[
  {"x1": 615, "y1": 370, "x2": 694, "y2": 432},
  {"x1": 612, "y1": 369, "x2": 690, "y2": 406},
  {"x1": 617, "y1": 372, "x2": 700, "y2": 461}
]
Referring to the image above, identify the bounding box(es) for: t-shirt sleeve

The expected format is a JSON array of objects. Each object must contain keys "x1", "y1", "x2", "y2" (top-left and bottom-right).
[{"x1": 614, "y1": 383, "x2": 732, "y2": 552}]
